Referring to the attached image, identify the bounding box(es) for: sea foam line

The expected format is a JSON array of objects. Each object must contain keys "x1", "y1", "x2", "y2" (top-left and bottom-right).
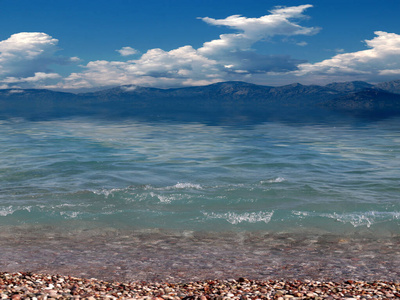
[
  {"x1": 204, "y1": 211, "x2": 274, "y2": 225},
  {"x1": 0, "y1": 206, "x2": 32, "y2": 217},
  {"x1": 292, "y1": 210, "x2": 400, "y2": 227}
]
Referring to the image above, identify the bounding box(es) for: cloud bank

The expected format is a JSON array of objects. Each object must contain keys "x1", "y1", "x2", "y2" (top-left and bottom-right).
[
  {"x1": 57, "y1": 4, "x2": 320, "y2": 89},
  {"x1": 291, "y1": 31, "x2": 400, "y2": 83},
  {"x1": 1, "y1": 5, "x2": 400, "y2": 90}
]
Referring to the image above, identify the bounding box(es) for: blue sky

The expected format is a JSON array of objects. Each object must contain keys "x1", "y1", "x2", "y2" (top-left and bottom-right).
[{"x1": 1, "y1": 0, "x2": 400, "y2": 91}]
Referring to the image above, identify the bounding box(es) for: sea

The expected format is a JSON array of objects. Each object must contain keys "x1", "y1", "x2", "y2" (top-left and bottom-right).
[{"x1": 1, "y1": 113, "x2": 400, "y2": 282}]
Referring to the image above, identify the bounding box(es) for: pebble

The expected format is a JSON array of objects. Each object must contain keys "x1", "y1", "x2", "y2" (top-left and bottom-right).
[{"x1": 0, "y1": 272, "x2": 399, "y2": 299}]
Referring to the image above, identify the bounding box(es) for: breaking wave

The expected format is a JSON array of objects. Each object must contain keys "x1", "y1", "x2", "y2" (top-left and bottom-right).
[
  {"x1": 204, "y1": 211, "x2": 274, "y2": 225},
  {"x1": 260, "y1": 177, "x2": 286, "y2": 184},
  {"x1": 292, "y1": 210, "x2": 400, "y2": 228}
]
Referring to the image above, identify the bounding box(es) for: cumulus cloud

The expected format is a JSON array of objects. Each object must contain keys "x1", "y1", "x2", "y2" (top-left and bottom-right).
[
  {"x1": 0, "y1": 32, "x2": 78, "y2": 88},
  {"x1": 0, "y1": 32, "x2": 58, "y2": 77},
  {"x1": 291, "y1": 31, "x2": 400, "y2": 83},
  {"x1": 58, "y1": 4, "x2": 318, "y2": 89},
  {"x1": 198, "y1": 4, "x2": 318, "y2": 56},
  {"x1": 62, "y1": 46, "x2": 221, "y2": 89},
  {"x1": 116, "y1": 46, "x2": 139, "y2": 56},
  {"x1": 4, "y1": 5, "x2": 400, "y2": 90},
  {"x1": 70, "y1": 56, "x2": 81, "y2": 62}
]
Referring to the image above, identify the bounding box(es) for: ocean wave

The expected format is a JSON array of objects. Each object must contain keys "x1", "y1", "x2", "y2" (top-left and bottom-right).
[
  {"x1": 292, "y1": 210, "x2": 400, "y2": 227},
  {"x1": 260, "y1": 177, "x2": 286, "y2": 184},
  {"x1": 149, "y1": 192, "x2": 176, "y2": 203},
  {"x1": 329, "y1": 211, "x2": 400, "y2": 227},
  {"x1": 171, "y1": 182, "x2": 203, "y2": 190},
  {"x1": 141, "y1": 182, "x2": 203, "y2": 191},
  {"x1": 59, "y1": 211, "x2": 82, "y2": 219},
  {"x1": 204, "y1": 211, "x2": 274, "y2": 225},
  {"x1": 0, "y1": 206, "x2": 32, "y2": 217},
  {"x1": 92, "y1": 188, "x2": 125, "y2": 198},
  {"x1": 0, "y1": 206, "x2": 16, "y2": 216}
]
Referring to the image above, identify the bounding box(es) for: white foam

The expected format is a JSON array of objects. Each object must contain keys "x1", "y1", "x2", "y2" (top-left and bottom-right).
[
  {"x1": 54, "y1": 203, "x2": 91, "y2": 208},
  {"x1": 292, "y1": 211, "x2": 309, "y2": 218},
  {"x1": 0, "y1": 206, "x2": 15, "y2": 216},
  {"x1": 292, "y1": 210, "x2": 400, "y2": 228},
  {"x1": 261, "y1": 177, "x2": 286, "y2": 184},
  {"x1": 149, "y1": 192, "x2": 174, "y2": 203},
  {"x1": 141, "y1": 183, "x2": 202, "y2": 191},
  {"x1": 204, "y1": 211, "x2": 274, "y2": 225},
  {"x1": 60, "y1": 211, "x2": 81, "y2": 219},
  {"x1": 0, "y1": 206, "x2": 32, "y2": 216},
  {"x1": 328, "y1": 211, "x2": 400, "y2": 228},
  {"x1": 170, "y1": 182, "x2": 203, "y2": 190},
  {"x1": 93, "y1": 188, "x2": 124, "y2": 198}
]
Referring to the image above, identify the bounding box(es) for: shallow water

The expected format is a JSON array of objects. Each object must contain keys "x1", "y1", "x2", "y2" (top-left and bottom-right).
[
  {"x1": 0, "y1": 116, "x2": 400, "y2": 280},
  {"x1": 1, "y1": 226, "x2": 400, "y2": 282}
]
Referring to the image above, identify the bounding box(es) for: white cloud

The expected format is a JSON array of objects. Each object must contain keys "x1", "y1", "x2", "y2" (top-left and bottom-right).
[
  {"x1": 379, "y1": 69, "x2": 400, "y2": 75},
  {"x1": 8, "y1": 89, "x2": 25, "y2": 93},
  {"x1": 59, "y1": 4, "x2": 318, "y2": 89},
  {"x1": 62, "y1": 46, "x2": 222, "y2": 89},
  {"x1": 292, "y1": 31, "x2": 400, "y2": 83},
  {"x1": 70, "y1": 56, "x2": 81, "y2": 62},
  {"x1": 198, "y1": 4, "x2": 318, "y2": 57},
  {"x1": 297, "y1": 41, "x2": 308, "y2": 46},
  {"x1": 0, "y1": 32, "x2": 58, "y2": 77},
  {"x1": 2, "y1": 72, "x2": 61, "y2": 83},
  {"x1": 4, "y1": 6, "x2": 400, "y2": 90},
  {"x1": 116, "y1": 46, "x2": 139, "y2": 56},
  {"x1": 0, "y1": 32, "x2": 77, "y2": 88}
]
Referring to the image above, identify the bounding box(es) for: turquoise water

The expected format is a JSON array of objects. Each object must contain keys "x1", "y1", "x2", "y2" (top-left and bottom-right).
[{"x1": 1, "y1": 116, "x2": 400, "y2": 236}]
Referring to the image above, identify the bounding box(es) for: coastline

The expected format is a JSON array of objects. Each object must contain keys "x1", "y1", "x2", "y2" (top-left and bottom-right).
[
  {"x1": 1, "y1": 227, "x2": 400, "y2": 284},
  {"x1": 1, "y1": 229, "x2": 400, "y2": 299},
  {"x1": 1, "y1": 272, "x2": 400, "y2": 299}
]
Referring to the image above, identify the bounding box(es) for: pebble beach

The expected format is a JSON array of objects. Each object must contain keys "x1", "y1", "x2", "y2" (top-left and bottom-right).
[{"x1": 2, "y1": 272, "x2": 400, "y2": 300}]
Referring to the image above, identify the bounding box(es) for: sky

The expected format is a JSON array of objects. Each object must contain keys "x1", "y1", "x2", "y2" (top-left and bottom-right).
[{"x1": 1, "y1": 0, "x2": 400, "y2": 91}]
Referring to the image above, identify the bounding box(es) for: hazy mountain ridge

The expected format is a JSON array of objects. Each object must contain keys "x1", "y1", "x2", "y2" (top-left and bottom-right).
[
  {"x1": 323, "y1": 88, "x2": 400, "y2": 111},
  {"x1": 1, "y1": 79, "x2": 400, "y2": 119},
  {"x1": 374, "y1": 80, "x2": 400, "y2": 94},
  {"x1": 79, "y1": 81, "x2": 342, "y2": 106},
  {"x1": 325, "y1": 81, "x2": 374, "y2": 93}
]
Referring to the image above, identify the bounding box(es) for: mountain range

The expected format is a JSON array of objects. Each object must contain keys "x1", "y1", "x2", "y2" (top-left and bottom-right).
[{"x1": 1, "y1": 79, "x2": 400, "y2": 120}]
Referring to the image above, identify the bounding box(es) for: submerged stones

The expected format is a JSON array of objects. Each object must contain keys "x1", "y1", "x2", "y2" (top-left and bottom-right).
[{"x1": 1, "y1": 272, "x2": 400, "y2": 299}]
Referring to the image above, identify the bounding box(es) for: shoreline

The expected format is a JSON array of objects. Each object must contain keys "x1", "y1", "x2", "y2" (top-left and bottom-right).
[
  {"x1": 1, "y1": 228, "x2": 400, "y2": 283},
  {"x1": 1, "y1": 272, "x2": 400, "y2": 299}
]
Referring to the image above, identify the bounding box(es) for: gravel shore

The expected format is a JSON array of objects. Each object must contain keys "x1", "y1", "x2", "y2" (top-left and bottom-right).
[{"x1": 1, "y1": 272, "x2": 400, "y2": 299}]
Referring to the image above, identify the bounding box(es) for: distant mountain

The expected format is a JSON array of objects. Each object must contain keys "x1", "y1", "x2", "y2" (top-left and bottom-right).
[
  {"x1": 325, "y1": 81, "x2": 374, "y2": 93},
  {"x1": 265, "y1": 83, "x2": 340, "y2": 106},
  {"x1": 322, "y1": 89, "x2": 400, "y2": 113},
  {"x1": 80, "y1": 81, "x2": 341, "y2": 107},
  {"x1": 1, "y1": 80, "x2": 400, "y2": 119},
  {"x1": 0, "y1": 88, "x2": 76, "y2": 101},
  {"x1": 80, "y1": 81, "x2": 274, "y2": 108},
  {"x1": 159, "y1": 81, "x2": 273, "y2": 103},
  {"x1": 374, "y1": 80, "x2": 400, "y2": 94}
]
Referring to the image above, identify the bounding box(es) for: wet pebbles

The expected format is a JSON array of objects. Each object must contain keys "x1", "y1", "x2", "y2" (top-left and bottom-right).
[{"x1": 1, "y1": 272, "x2": 400, "y2": 299}]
